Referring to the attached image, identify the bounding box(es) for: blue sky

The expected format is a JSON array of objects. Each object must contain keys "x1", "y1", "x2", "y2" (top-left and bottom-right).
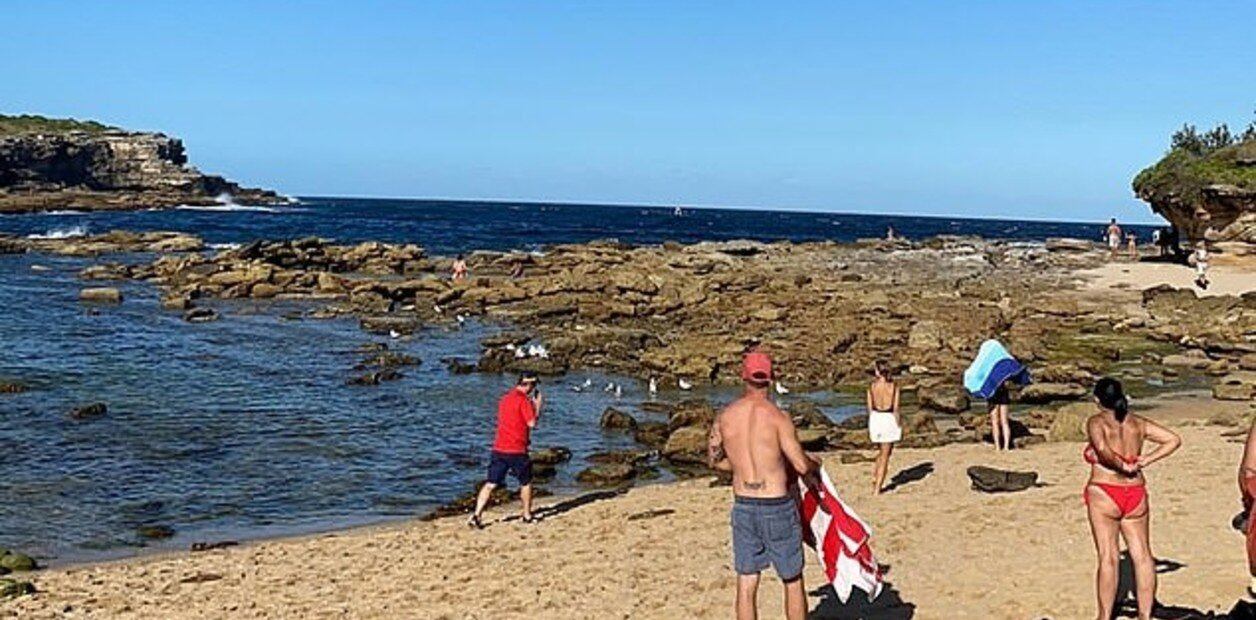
[{"x1": 4, "y1": 2, "x2": 1253, "y2": 222}]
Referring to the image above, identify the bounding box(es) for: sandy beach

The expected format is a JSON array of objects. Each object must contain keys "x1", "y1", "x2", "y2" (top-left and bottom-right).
[
  {"x1": 5, "y1": 392, "x2": 1253, "y2": 619},
  {"x1": 1077, "y1": 256, "x2": 1256, "y2": 298}
]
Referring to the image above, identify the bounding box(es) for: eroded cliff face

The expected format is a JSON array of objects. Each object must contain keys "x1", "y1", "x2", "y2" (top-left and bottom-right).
[
  {"x1": 1133, "y1": 139, "x2": 1256, "y2": 246},
  {"x1": 0, "y1": 130, "x2": 283, "y2": 212}
]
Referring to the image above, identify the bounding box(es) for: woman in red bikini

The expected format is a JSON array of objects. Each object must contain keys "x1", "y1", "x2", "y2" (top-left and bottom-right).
[{"x1": 1084, "y1": 377, "x2": 1181, "y2": 620}]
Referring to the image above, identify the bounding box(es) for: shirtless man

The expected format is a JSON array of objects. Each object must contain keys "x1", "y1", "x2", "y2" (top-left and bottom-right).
[
  {"x1": 1106, "y1": 218, "x2": 1123, "y2": 260},
  {"x1": 451, "y1": 254, "x2": 468, "y2": 281},
  {"x1": 708, "y1": 350, "x2": 822, "y2": 620}
]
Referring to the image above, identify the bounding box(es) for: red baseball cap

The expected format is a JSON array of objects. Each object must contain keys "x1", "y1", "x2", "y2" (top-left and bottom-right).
[{"x1": 742, "y1": 351, "x2": 773, "y2": 383}]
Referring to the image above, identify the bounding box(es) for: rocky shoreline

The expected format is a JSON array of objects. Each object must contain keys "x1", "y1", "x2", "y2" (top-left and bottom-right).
[{"x1": 2, "y1": 229, "x2": 1252, "y2": 520}]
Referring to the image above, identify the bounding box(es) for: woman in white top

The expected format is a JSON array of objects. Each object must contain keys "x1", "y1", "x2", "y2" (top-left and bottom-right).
[{"x1": 867, "y1": 360, "x2": 902, "y2": 494}]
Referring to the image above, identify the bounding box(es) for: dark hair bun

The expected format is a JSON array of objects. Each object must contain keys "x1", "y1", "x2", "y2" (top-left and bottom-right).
[{"x1": 1094, "y1": 377, "x2": 1129, "y2": 422}]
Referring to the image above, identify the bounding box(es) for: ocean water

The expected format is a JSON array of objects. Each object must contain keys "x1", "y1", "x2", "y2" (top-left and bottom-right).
[
  {"x1": 2, "y1": 197, "x2": 1158, "y2": 254},
  {"x1": 0, "y1": 199, "x2": 1158, "y2": 564}
]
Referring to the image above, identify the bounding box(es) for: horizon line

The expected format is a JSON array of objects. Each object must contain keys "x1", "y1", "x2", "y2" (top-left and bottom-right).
[{"x1": 292, "y1": 193, "x2": 1167, "y2": 228}]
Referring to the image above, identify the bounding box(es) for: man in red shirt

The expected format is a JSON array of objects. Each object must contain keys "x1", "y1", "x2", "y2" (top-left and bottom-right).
[{"x1": 468, "y1": 372, "x2": 543, "y2": 528}]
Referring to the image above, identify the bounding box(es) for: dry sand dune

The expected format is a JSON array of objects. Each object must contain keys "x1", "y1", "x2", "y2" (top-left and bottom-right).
[{"x1": 5, "y1": 392, "x2": 1255, "y2": 619}]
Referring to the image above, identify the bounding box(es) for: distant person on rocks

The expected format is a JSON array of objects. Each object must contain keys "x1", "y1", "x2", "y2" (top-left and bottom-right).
[
  {"x1": 1106, "y1": 218, "x2": 1123, "y2": 260},
  {"x1": 867, "y1": 360, "x2": 901, "y2": 494},
  {"x1": 886, "y1": 225, "x2": 895, "y2": 241},
  {"x1": 468, "y1": 372, "x2": 543, "y2": 529},
  {"x1": 1126, "y1": 231, "x2": 1138, "y2": 261},
  {"x1": 1239, "y1": 418, "x2": 1256, "y2": 598},
  {"x1": 708, "y1": 350, "x2": 822, "y2": 620},
  {"x1": 1167, "y1": 226, "x2": 1182, "y2": 261},
  {"x1": 1084, "y1": 377, "x2": 1180, "y2": 620},
  {"x1": 510, "y1": 260, "x2": 525, "y2": 279},
  {"x1": 451, "y1": 254, "x2": 468, "y2": 281},
  {"x1": 1193, "y1": 240, "x2": 1210, "y2": 290}
]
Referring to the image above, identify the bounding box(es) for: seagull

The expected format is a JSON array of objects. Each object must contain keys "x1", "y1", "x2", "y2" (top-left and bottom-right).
[
  {"x1": 455, "y1": 314, "x2": 466, "y2": 326},
  {"x1": 389, "y1": 330, "x2": 402, "y2": 339},
  {"x1": 505, "y1": 343, "x2": 516, "y2": 351},
  {"x1": 571, "y1": 383, "x2": 584, "y2": 393},
  {"x1": 433, "y1": 304, "x2": 443, "y2": 314},
  {"x1": 604, "y1": 382, "x2": 616, "y2": 393},
  {"x1": 614, "y1": 384, "x2": 623, "y2": 399},
  {"x1": 775, "y1": 381, "x2": 790, "y2": 395},
  {"x1": 581, "y1": 378, "x2": 593, "y2": 389},
  {"x1": 513, "y1": 348, "x2": 526, "y2": 359},
  {"x1": 648, "y1": 377, "x2": 658, "y2": 395},
  {"x1": 678, "y1": 378, "x2": 693, "y2": 391},
  {"x1": 527, "y1": 344, "x2": 549, "y2": 359}
]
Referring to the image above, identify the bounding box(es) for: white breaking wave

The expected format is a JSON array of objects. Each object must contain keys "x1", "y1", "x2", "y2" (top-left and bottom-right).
[
  {"x1": 27, "y1": 225, "x2": 89, "y2": 239},
  {"x1": 175, "y1": 203, "x2": 283, "y2": 213},
  {"x1": 208, "y1": 242, "x2": 242, "y2": 250}
]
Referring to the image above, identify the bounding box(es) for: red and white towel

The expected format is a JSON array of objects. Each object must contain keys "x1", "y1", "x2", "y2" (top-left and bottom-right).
[{"x1": 798, "y1": 468, "x2": 883, "y2": 603}]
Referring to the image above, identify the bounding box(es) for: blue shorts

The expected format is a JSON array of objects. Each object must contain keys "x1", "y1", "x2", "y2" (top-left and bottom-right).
[
  {"x1": 731, "y1": 495, "x2": 804, "y2": 580},
  {"x1": 486, "y1": 451, "x2": 533, "y2": 487}
]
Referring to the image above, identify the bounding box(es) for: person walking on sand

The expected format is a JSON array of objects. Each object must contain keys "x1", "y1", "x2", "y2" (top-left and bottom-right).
[
  {"x1": 708, "y1": 350, "x2": 822, "y2": 620},
  {"x1": 1239, "y1": 418, "x2": 1256, "y2": 598},
  {"x1": 1106, "y1": 218, "x2": 1123, "y2": 260},
  {"x1": 1126, "y1": 230, "x2": 1138, "y2": 261},
  {"x1": 867, "y1": 360, "x2": 901, "y2": 494},
  {"x1": 451, "y1": 254, "x2": 468, "y2": 281},
  {"x1": 1084, "y1": 377, "x2": 1181, "y2": 620},
  {"x1": 468, "y1": 372, "x2": 543, "y2": 529},
  {"x1": 1193, "y1": 239, "x2": 1210, "y2": 290}
]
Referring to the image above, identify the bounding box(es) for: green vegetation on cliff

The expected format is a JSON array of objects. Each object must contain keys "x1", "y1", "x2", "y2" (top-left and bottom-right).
[
  {"x1": 0, "y1": 114, "x2": 118, "y2": 136},
  {"x1": 1133, "y1": 121, "x2": 1256, "y2": 207}
]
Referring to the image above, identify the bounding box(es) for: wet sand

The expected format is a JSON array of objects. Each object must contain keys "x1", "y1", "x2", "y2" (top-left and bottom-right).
[{"x1": 4, "y1": 392, "x2": 1254, "y2": 619}]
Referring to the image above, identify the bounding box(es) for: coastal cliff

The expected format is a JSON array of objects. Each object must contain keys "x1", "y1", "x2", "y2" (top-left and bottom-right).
[
  {"x1": 0, "y1": 114, "x2": 284, "y2": 213},
  {"x1": 1133, "y1": 129, "x2": 1256, "y2": 245}
]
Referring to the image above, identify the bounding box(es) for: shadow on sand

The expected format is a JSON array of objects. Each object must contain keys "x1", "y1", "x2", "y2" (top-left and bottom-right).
[
  {"x1": 808, "y1": 578, "x2": 916, "y2": 619},
  {"x1": 519, "y1": 488, "x2": 628, "y2": 523},
  {"x1": 881, "y1": 463, "x2": 934, "y2": 494},
  {"x1": 1110, "y1": 553, "x2": 1231, "y2": 619}
]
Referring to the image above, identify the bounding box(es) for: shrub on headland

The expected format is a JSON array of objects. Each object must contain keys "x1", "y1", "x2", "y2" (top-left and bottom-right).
[{"x1": 0, "y1": 113, "x2": 117, "y2": 136}]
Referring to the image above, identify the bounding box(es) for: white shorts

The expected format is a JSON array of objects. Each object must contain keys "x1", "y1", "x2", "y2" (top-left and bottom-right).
[
  {"x1": 868, "y1": 411, "x2": 902, "y2": 444},
  {"x1": 1108, "y1": 236, "x2": 1120, "y2": 249}
]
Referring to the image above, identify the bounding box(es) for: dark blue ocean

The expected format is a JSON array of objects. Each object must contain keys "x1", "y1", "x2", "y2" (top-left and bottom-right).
[
  {"x1": 0, "y1": 198, "x2": 1159, "y2": 565},
  {"x1": 2, "y1": 197, "x2": 1158, "y2": 254}
]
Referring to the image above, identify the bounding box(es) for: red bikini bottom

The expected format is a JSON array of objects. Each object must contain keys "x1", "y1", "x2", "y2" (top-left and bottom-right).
[{"x1": 1084, "y1": 483, "x2": 1147, "y2": 517}]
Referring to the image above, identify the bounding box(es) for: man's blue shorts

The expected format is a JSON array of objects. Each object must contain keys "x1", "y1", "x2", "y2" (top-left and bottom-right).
[
  {"x1": 731, "y1": 495, "x2": 804, "y2": 581},
  {"x1": 486, "y1": 451, "x2": 533, "y2": 486}
]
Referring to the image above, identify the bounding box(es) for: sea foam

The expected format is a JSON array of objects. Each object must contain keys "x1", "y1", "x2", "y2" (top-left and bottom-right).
[{"x1": 27, "y1": 225, "x2": 89, "y2": 240}]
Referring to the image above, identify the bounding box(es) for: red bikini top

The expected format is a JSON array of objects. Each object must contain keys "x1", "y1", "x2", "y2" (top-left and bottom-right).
[{"x1": 1084, "y1": 445, "x2": 1139, "y2": 466}]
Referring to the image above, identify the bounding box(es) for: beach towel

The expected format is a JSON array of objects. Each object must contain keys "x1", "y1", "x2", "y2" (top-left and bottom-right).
[
  {"x1": 798, "y1": 468, "x2": 883, "y2": 603},
  {"x1": 963, "y1": 339, "x2": 1030, "y2": 399}
]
